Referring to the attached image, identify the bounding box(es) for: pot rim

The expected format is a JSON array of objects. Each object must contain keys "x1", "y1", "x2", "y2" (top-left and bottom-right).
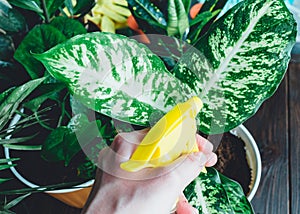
[
  {"x1": 4, "y1": 146, "x2": 94, "y2": 193},
  {"x1": 230, "y1": 124, "x2": 262, "y2": 201}
]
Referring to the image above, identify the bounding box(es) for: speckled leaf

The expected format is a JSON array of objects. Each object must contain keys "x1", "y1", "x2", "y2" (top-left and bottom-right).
[
  {"x1": 184, "y1": 167, "x2": 254, "y2": 214},
  {"x1": 34, "y1": 32, "x2": 193, "y2": 126},
  {"x1": 176, "y1": 0, "x2": 297, "y2": 134},
  {"x1": 127, "y1": 0, "x2": 167, "y2": 34}
]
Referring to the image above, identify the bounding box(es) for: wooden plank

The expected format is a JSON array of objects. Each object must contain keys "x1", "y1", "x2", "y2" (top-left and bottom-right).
[
  {"x1": 244, "y1": 75, "x2": 289, "y2": 214},
  {"x1": 288, "y1": 61, "x2": 300, "y2": 214}
]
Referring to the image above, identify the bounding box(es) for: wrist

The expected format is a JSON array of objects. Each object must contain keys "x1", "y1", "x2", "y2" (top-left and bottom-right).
[{"x1": 83, "y1": 182, "x2": 136, "y2": 214}]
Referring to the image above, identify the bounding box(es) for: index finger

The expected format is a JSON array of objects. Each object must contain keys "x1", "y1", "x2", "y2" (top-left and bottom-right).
[
  {"x1": 110, "y1": 128, "x2": 149, "y2": 159},
  {"x1": 195, "y1": 134, "x2": 213, "y2": 154}
]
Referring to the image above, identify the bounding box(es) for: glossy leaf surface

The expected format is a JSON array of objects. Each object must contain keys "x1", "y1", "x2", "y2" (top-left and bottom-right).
[
  {"x1": 35, "y1": 32, "x2": 192, "y2": 126},
  {"x1": 14, "y1": 24, "x2": 66, "y2": 79},
  {"x1": 184, "y1": 167, "x2": 254, "y2": 213},
  {"x1": 36, "y1": 0, "x2": 296, "y2": 134},
  {"x1": 176, "y1": 0, "x2": 297, "y2": 133}
]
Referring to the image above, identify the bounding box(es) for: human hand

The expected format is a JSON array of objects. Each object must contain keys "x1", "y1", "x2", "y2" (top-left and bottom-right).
[{"x1": 82, "y1": 129, "x2": 217, "y2": 214}]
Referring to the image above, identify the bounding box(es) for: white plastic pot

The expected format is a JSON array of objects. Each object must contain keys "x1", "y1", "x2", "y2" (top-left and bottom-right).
[
  {"x1": 230, "y1": 124, "x2": 262, "y2": 201},
  {"x1": 3, "y1": 112, "x2": 94, "y2": 208}
]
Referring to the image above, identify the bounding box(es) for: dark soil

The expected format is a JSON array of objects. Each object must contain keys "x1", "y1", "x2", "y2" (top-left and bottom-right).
[
  {"x1": 212, "y1": 132, "x2": 252, "y2": 195},
  {"x1": 9, "y1": 149, "x2": 88, "y2": 187},
  {"x1": 2, "y1": 99, "x2": 90, "y2": 188}
]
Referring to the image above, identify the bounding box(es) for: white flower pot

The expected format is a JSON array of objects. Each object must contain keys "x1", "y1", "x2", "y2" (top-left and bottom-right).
[{"x1": 230, "y1": 124, "x2": 262, "y2": 201}]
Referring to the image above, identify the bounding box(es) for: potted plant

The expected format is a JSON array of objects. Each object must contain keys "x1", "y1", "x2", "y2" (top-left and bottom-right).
[{"x1": 0, "y1": 0, "x2": 297, "y2": 213}]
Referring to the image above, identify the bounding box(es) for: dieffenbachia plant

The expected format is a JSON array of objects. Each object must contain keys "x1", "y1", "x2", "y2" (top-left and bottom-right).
[{"x1": 34, "y1": 0, "x2": 296, "y2": 134}]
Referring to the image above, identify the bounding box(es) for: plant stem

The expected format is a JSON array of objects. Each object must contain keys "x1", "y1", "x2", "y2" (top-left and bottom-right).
[{"x1": 41, "y1": 0, "x2": 50, "y2": 23}]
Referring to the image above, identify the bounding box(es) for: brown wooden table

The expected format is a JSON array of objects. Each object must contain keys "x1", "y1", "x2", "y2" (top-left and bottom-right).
[
  {"x1": 6, "y1": 52, "x2": 300, "y2": 214},
  {"x1": 245, "y1": 52, "x2": 300, "y2": 214}
]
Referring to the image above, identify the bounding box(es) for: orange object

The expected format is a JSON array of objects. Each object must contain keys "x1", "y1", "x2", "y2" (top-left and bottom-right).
[
  {"x1": 127, "y1": 15, "x2": 150, "y2": 44},
  {"x1": 127, "y1": 15, "x2": 139, "y2": 31},
  {"x1": 48, "y1": 186, "x2": 92, "y2": 208},
  {"x1": 190, "y1": 3, "x2": 203, "y2": 19}
]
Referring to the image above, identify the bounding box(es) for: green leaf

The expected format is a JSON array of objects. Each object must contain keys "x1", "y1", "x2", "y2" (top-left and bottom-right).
[
  {"x1": 77, "y1": 158, "x2": 97, "y2": 179},
  {"x1": 167, "y1": 0, "x2": 189, "y2": 38},
  {"x1": 50, "y1": 16, "x2": 86, "y2": 39},
  {"x1": 219, "y1": 173, "x2": 254, "y2": 213},
  {"x1": 0, "y1": 134, "x2": 37, "y2": 144},
  {"x1": 0, "y1": 178, "x2": 12, "y2": 184},
  {"x1": 0, "y1": 164, "x2": 16, "y2": 170},
  {"x1": 0, "y1": 34, "x2": 14, "y2": 61},
  {"x1": 184, "y1": 167, "x2": 254, "y2": 214},
  {"x1": 34, "y1": 32, "x2": 193, "y2": 126},
  {"x1": 41, "y1": 126, "x2": 66, "y2": 162},
  {"x1": 194, "y1": 0, "x2": 229, "y2": 37},
  {"x1": 0, "y1": 181, "x2": 82, "y2": 195},
  {"x1": 0, "y1": 86, "x2": 14, "y2": 104},
  {"x1": 64, "y1": 0, "x2": 95, "y2": 17},
  {"x1": 188, "y1": 10, "x2": 220, "y2": 44},
  {"x1": 0, "y1": 159, "x2": 19, "y2": 183},
  {"x1": 4, "y1": 193, "x2": 31, "y2": 210},
  {"x1": 0, "y1": 77, "x2": 45, "y2": 131},
  {"x1": 0, "y1": 158, "x2": 19, "y2": 164},
  {"x1": 200, "y1": 0, "x2": 226, "y2": 13},
  {"x1": 176, "y1": 0, "x2": 297, "y2": 134},
  {"x1": 8, "y1": 0, "x2": 43, "y2": 14},
  {"x1": 8, "y1": 0, "x2": 64, "y2": 18},
  {"x1": 0, "y1": 0, "x2": 26, "y2": 33},
  {"x1": 45, "y1": 0, "x2": 65, "y2": 17},
  {"x1": 3, "y1": 144, "x2": 42, "y2": 150},
  {"x1": 127, "y1": 0, "x2": 167, "y2": 34},
  {"x1": 14, "y1": 24, "x2": 66, "y2": 79},
  {"x1": 181, "y1": 0, "x2": 191, "y2": 14},
  {"x1": 23, "y1": 82, "x2": 66, "y2": 112},
  {"x1": 41, "y1": 114, "x2": 100, "y2": 166}
]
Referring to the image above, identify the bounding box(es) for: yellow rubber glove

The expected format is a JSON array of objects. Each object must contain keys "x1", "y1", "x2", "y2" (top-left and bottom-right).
[{"x1": 120, "y1": 96, "x2": 203, "y2": 172}]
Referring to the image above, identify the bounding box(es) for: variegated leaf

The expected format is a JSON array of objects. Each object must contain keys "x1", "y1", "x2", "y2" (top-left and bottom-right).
[
  {"x1": 175, "y1": 0, "x2": 297, "y2": 134},
  {"x1": 34, "y1": 32, "x2": 193, "y2": 126},
  {"x1": 184, "y1": 167, "x2": 254, "y2": 214}
]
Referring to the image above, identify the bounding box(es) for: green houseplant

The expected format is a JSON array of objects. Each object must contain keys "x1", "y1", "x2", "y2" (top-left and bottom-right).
[{"x1": 0, "y1": 0, "x2": 297, "y2": 213}]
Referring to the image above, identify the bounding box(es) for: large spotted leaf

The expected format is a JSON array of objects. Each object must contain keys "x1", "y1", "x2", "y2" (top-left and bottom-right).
[
  {"x1": 184, "y1": 167, "x2": 254, "y2": 213},
  {"x1": 174, "y1": 0, "x2": 297, "y2": 134},
  {"x1": 34, "y1": 32, "x2": 193, "y2": 125}
]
